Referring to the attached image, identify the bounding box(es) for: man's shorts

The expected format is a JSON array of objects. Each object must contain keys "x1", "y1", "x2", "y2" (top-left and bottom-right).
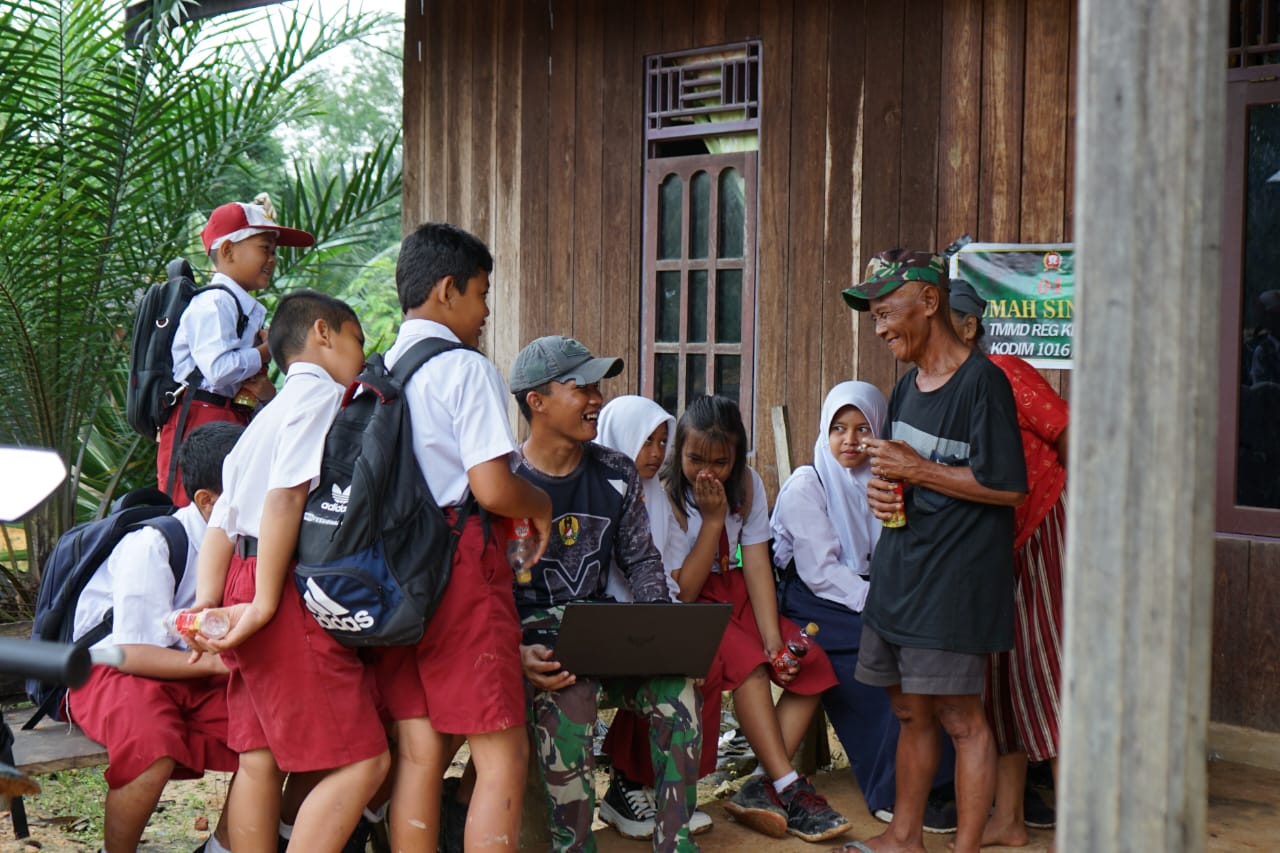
[
  {"x1": 370, "y1": 513, "x2": 525, "y2": 735},
  {"x1": 222, "y1": 554, "x2": 388, "y2": 772},
  {"x1": 854, "y1": 624, "x2": 986, "y2": 695},
  {"x1": 68, "y1": 665, "x2": 237, "y2": 789}
]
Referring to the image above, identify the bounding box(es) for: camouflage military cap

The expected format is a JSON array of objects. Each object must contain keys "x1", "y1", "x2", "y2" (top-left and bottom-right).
[{"x1": 842, "y1": 248, "x2": 948, "y2": 311}]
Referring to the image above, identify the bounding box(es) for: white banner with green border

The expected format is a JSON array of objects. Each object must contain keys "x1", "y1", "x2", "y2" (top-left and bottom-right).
[{"x1": 948, "y1": 242, "x2": 1075, "y2": 370}]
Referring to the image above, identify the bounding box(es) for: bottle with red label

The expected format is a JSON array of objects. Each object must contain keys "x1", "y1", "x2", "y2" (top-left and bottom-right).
[
  {"x1": 882, "y1": 479, "x2": 906, "y2": 528},
  {"x1": 164, "y1": 608, "x2": 230, "y2": 640},
  {"x1": 773, "y1": 622, "x2": 819, "y2": 671},
  {"x1": 507, "y1": 518, "x2": 535, "y2": 584}
]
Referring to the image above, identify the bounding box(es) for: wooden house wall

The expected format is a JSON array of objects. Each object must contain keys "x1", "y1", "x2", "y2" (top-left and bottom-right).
[
  {"x1": 400, "y1": 0, "x2": 1279, "y2": 734},
  {"x1": 403, "y1": 0, "x2": 1076, "y2": 480}
]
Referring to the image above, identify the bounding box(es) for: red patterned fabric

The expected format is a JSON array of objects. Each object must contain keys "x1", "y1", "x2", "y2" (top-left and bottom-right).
[
  {"x1": 988, "y1": 354, "x2": 1068, "y2": 550},
  {"x1": 984, "y1": 493, "x2": 1066, "y2": 761}
]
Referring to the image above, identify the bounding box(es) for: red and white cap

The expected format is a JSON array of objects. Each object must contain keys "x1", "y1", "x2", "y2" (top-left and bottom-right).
[{"x1": 200, "y1": 201, "x2": 315, "y2": 254}]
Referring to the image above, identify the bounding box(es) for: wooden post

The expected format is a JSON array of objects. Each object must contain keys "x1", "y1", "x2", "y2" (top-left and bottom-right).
[
  {"x1": 1061, "y1": 1, "x2": 1224, "y2": 850},
  {"x1": 771, "y1": 405, "x2": 793, "y2": 483}
]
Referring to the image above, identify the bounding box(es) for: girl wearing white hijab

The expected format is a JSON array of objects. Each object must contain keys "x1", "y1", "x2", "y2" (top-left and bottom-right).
[
  {"x1": 593, "y1": 396, "x2": 714, "y2": 838},
  {"x1": 771, "y1": 381, "x2": 955, "y2": 825},
  {"x1": 594, "y1": 395, "x2": 678, "y2": 601}
]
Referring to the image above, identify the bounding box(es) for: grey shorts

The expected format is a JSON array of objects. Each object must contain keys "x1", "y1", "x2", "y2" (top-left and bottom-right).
[{"x1": 854, "y1": 623, "x2": 987, "y2": 695}]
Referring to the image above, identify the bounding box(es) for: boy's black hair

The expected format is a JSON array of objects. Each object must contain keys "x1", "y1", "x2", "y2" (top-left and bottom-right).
[
  {"x1": 268, "y1": 289, "x2": 359, "y2": 371},
  {"x1": 178, "y1": 421, "x2": 244, "y2": 496},
  {"x1": 396, "y1": 222, "x2": 494, "y2": 313},
  {"x1": 661, "y1": 395, "x2": 749, "y2": 518},
  {"x1": 514, "y1": 382, "x2": 552, "y2": 423}
]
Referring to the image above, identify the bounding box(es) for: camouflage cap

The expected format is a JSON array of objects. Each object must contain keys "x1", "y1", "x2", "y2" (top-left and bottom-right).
[
  {"x1": 509, "y1": 335, "x2": 623, "y2": 394},
  {"x1": 842, "y1": 248, "x2": 949, "y2": 311}
]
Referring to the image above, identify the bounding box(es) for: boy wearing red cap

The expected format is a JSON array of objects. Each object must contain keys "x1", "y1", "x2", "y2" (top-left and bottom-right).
[{"x1": 156, "y1": 196, "x2": 314, "y2": 505}]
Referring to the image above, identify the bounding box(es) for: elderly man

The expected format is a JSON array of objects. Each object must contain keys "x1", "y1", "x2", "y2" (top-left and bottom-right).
[{"x1": 833, "y1": 250, "x2": 1026, "y2": 853}]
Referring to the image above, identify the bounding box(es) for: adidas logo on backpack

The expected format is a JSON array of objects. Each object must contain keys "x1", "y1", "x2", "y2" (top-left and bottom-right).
[
  {"x1": 302, "y1": 578, "x2": 375, "y2": 633},
  {"x1": 319, "y1": 483, "x2": 351, "y2": 515},
  {"x1": 294, "y1": 338, "x2": 476, "y2": 647}
]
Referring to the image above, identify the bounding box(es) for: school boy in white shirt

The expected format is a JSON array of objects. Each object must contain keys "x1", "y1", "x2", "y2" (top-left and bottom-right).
[
  {"x1": 68, "y1": 422, "x2": 243, "y2": 853},
  {"x1": 157, "y1": 197, "x2": 314, "y2": 504},
  {"x1": 189, "y1": 289, "x2": 389, "y2": 853},
  {"x1": 369, "y1": 222, "x2": 553, "y2": 853}
]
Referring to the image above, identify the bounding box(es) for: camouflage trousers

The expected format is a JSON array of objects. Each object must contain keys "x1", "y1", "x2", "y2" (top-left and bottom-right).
[{"x1": 524, "y1": 615, "x2": 702, "y2": 852}]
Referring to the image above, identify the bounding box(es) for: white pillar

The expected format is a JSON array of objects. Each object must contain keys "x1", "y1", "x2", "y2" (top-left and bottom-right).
[{"x1": 1061, "y1": 1, "x2": 1224, "y2": 850}]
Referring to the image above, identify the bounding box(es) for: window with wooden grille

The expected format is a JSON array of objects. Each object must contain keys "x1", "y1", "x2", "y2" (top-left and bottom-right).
[
  {"x1": 1229, "y1": 0, "x2": 1280, "y2": 69},
  {"x1": 1218, "y1": 24, "x2": 1280, "y2": 535},
  {"x1": 641, "y1": 42, "x2": 760, "y2": 431}
]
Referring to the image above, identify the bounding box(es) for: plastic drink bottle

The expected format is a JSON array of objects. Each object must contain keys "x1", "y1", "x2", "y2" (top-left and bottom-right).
[
  {"x1": 165, "y1": 608, "x2": 230, "y2": 640},
  {"x1": 507, "y1": 518, "x2": 535, "y2": 584},
  {"x1": 773, "y1": 622, "x2": 819, "y2": 671},
  {"x1": 883, "y1": 480, "x2": 906, "y2": 528}
]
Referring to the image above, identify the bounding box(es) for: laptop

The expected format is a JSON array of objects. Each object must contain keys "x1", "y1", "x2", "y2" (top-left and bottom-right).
[{"x1": 550, "y1": 602, "x2": 732, "y2": 679}]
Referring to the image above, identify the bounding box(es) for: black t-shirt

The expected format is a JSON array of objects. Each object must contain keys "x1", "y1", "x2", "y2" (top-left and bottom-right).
[
  {"x1": 863, "y1": 349, "x2": 1027, "y2": 654},
  {"x1": 513, "y1": 443, "x2": 669, "y2": 620}
]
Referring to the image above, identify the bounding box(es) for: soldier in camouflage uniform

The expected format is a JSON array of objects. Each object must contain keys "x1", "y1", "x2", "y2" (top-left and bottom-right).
[{"x1": 510, "y1": 336, "x2": 703, "y2": 853}]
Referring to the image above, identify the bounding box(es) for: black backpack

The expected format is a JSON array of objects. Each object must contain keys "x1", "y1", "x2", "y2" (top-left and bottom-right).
[
  {"x1": 294, "y1": 338, "x2": 475, "y2": 647},
  {"x1": 25, "y1": 487, "x2": 187, "y2": 728},
  {"x1": 126, "y1": 258, "x2": 247, "y2": 439}
]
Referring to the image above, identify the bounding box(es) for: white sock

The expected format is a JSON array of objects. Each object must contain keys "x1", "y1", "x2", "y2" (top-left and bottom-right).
[
  {"x1": 278, "y1": 819, "x2": 293, "y2": 839},
  {"x1": 204, "y1": 835, "x2": 233, "y2": 853},
  {"x1": 364, "y1": 802, "x2": 388, "y2": 823},
  {"x1": 772, "y1": 770, "x2": 799, "y2": 793}
]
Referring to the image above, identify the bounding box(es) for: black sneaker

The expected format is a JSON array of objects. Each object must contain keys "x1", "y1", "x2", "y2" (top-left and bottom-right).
[
  {"x1": 778, "y1": 775, "x2": 851, "y2": 843},
  {"x1": 599, "y1": 773, "x2": 657, "y2": 839},
  {"x1": 723, "y1": 774, "x2": 788, "y2": 838},
  {"x1": 438, "y1": 776, "x2": 467, "y2": 853},
  {"x1": 872, "y1": 791, "x2": 958, "y2": 834},
  {"x1": 1023, "y1": 786, "x2": 1056, "y2": 829},
  {"x1": 922, "y1": 792, "x2": 958, "y2": 834}
]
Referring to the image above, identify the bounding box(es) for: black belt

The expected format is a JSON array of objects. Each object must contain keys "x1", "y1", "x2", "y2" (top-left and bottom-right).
[
  {"x1": 192, "y1": 389, "x2": 233, "y2": 407},
  {"x1": 237, "y1": 536, "x2": 258, "y2": 558}
]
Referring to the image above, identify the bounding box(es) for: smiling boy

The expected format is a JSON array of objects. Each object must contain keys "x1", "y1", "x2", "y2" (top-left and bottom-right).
[
  {"x1": 510, "y1": 335, "x2": 704, "y2": 853},
  {"x1": 158, "y1": 198, "x2": 313, "y2": 504}
]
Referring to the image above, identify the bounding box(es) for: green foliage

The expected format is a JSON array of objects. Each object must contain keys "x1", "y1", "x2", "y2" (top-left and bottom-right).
[{"x1": 0, "y1": 0, "x2": 403, "y2": 594}]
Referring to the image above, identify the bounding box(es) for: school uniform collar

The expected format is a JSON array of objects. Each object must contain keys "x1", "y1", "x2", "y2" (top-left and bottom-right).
[
  {"x1": 208, "y1": 271, "x2": 263, "y2": 317},
  {"x1": 398, "y1": 317, "x2": 462, "y2": 345},
  {"x1": 284, "y1": 361, "x2": 342, "y2": 386}
]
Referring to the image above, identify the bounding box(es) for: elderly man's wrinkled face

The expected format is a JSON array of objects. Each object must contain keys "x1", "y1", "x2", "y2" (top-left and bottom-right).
[{"x1": 869, "y1": 282, "x2": 931, "y2": 363}]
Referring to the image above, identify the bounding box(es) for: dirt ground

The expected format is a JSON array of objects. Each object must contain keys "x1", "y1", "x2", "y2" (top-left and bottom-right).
[
  {"x1": 0, "y1": 770, "x2": 229, "y2": 852},
  {"x1": 5, "y1": 722, "x2": 1274, "y2": 850}
]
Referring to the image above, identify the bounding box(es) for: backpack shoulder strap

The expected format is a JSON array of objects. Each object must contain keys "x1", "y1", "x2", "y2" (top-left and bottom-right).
[
  {"x1": 140, "y1": 515, "x2": 189, "y2": 586},
  {"x1": 392, "y1": 338, "x2": 472, "y2": 384},
  {"x1": 203, "y1": 284, "x2": 250, "y2": 339}
]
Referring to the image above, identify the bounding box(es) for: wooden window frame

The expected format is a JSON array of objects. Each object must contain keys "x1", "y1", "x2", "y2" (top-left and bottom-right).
[
  {"x1": 641, "y1": 153, "x2": 758, "y2": 432},
  {"x1": 1216, "y1": 65, "x2": 1280, "y2": 537}
]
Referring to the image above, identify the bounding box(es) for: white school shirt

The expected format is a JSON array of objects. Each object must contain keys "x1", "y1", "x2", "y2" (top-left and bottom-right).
[
  {"x1": 71, "y1": 503, "x2": 208, "y2": 650},
  {"x1": 662, "y1": 468, "x2": 771, "y2": 573},
  {"x1": 207, "y1": 362, "x2": 344, "y2": 540},
  {"x1": 384, "y1": 319, "x2": 517, "y2": 507},
  {"x1": 770, "y1": 467, "x2": 873, "y2": 613},
  {"x1": 170, "y1": 271, "x2": 268, "y2": 397}
]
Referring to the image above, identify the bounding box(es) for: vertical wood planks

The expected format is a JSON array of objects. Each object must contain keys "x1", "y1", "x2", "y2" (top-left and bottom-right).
[{"x1": 980, "y1": 0, "x2": 1027, "y2": 242}]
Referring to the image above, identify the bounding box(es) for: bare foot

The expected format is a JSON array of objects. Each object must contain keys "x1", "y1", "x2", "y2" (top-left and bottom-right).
[
  {"x1": 832, "y1": 832, "x2": 927, "y2": 853},
  {"x1": 979, "y1": 813, "x2": 1029, "y2": 848},
  {"x1": 944, "y1": 816, "x2": 1029, "y2": 850}
]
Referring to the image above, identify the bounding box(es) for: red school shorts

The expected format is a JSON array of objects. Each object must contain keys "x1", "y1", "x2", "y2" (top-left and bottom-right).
[
  {"x1": 221, "y1": 554, "x2": 388, "y2": 772},
  {"x1": 699, "y1": 568, "x2": 839, "y2": 695},
  {"x1": 371, "y1": 513, "x2": 525, "y2": 735},
  {"x1": 67, "y1": 665, "x2": 237, "y2": 789},
  {"x1": 156, "y1": 399, "x2": 250, "y2": 505}
]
